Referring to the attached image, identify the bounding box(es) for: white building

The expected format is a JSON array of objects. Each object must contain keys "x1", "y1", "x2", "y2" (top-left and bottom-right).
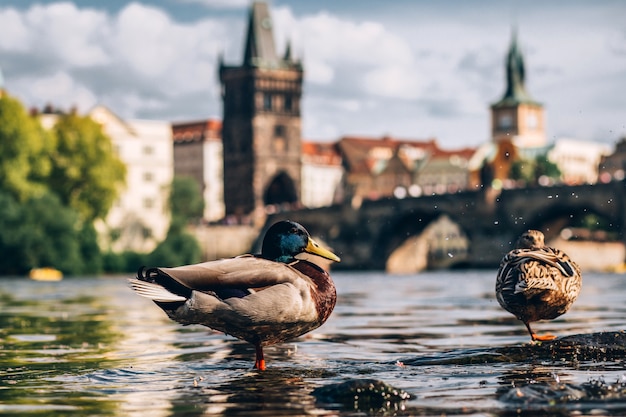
[
  {"x1": 301, "y1": 141, "x2": 343, "y2": 208},
  {"x1": 89, "y1": 105, "x2": 173, "y2": 253},
  {"x1": 548, "y1": 138, "x2": 612, "y2": 185}
]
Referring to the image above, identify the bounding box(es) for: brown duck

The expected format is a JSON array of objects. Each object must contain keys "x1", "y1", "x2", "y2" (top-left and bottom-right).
[
  {"x1": 496, "y1": 230, "x2": 582, "y2": 341},
  {"x1": 129, "y1": 220, "x2": 340, "y2": 370}
]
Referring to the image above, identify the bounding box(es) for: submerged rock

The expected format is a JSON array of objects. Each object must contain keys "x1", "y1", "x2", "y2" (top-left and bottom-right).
[
  {"x1": 312, "y1": 378, "x2": 411, "y2": 413},
  {"x1": 500, "y1": 331, "x2": 626, "y2": 363},
  {"x1": 498, "y1": 378, "x2": 626, "y2": 408},
  {"x1": 402, "y1": 331, "x2": 626, "y2": 366}
]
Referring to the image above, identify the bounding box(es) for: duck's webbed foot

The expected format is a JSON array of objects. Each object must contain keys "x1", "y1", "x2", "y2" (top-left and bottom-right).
[
  {"x1": 254, "y1": 343, "x2": 266, "y2": 371},
  {"x1": 525, "y1": 321, "x2": 557, "y2": 342}
]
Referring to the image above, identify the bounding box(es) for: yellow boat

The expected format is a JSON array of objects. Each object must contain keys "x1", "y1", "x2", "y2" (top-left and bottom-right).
[{"x1": 29, "y1": 267, "x2": 63, "y2": 281}]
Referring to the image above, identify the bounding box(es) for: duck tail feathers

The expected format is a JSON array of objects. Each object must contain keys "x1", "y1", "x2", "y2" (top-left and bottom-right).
[{"x1": 128, "y1": 278, "x2": 187, "y2": 302}]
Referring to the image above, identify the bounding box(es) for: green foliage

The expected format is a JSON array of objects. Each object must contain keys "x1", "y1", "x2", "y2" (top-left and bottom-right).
[
  {"x1": 0, "y1": 94, "x2": 52, "y2": 201},
  {"x1": 49, "y1": 112, "x2": 126, "y2": 222},
  {"x1": 146, "y1": 227, "x2": 202, "y2": 268},
  {"x1": 169, "y1": 176, "x2": 205, "y2": 229},
  {"x1": 0, "y1": 190, "x2": 98, "y2": 275},
  {"x1": 0, "y1": 96, "x2": 126, "y2": 275},
  {"x1": 510, "y1": 154, "x2": 561, "y2": 186},
  {"x1": 102, "y1": 251, "x2": 148, "y2": 274},
  {"x1": 78, "y1": 222, "x2": 104, "y2": 275},
  {"x1": 100, "y1": 177, "x2": 206, "y2": 273}
]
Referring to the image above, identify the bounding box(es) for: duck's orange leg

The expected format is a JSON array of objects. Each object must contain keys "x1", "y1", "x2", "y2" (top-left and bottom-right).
[
  {"x1": 254, "y1": 343, "x2": 266, "y2": 371},
  {"x1": 524, "y1": 321, "x2": 556, "y2": 342}
]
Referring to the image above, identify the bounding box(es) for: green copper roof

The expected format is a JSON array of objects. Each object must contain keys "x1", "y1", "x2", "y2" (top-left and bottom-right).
[{"x1": 492, "y1": 29, "x2": 540, "y2": 108}]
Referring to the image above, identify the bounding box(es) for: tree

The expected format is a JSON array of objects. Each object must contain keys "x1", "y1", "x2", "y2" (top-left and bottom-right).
[
  {"x1": 510, "y1": 154, "x2": 561, "y2": 186},
  {"x1": 0, "y1": 93, "x2": 52, "y2": 201},
  {"x1": 48, "y1": 112, "x2": 126, "y2": 222},
  {"x1": 169, "y1": 176, "x2": 205, "y2": 229},
  {"x1": 0, "y1": 190, "x2": 87, "y2": 275}
]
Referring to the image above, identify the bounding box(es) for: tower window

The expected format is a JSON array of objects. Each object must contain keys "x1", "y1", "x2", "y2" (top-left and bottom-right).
[
  {"x1": 284, "y1": 95, "x2": 292, "y2": 112},
  {"x1": 274, "y1": 125, "x2": 287, "y2": 152},
  {"x1": 274, "y1": 125, "x2": 285, "y2": 138},
  {"x1": 498, "y1": 114, "x2": 513, "y2": 129},
  {"x1": 263, "y1": 93, "x2": 272, "y2": 111}
]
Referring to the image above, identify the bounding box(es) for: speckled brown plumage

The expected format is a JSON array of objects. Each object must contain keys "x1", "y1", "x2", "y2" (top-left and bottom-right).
[{"x1": 496, "y1": 230, "x2": 582, "y2": 341}]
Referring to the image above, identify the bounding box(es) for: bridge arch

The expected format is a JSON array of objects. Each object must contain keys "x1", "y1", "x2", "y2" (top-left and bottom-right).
[{"x1": 372, "y1": 210, "x2": 470, "y2": 272}]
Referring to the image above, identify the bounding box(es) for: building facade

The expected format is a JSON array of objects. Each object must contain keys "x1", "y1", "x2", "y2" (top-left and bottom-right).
[
  {"x1": 301, "y1": 141, "x2": 344, "y2": 208},
  {"x1": 172, "y1": 119, "x2": 225, "y2": 222},
  {"x1": 89, "y1": 105, "x2": 173, "y2": 253},
  {"x1": 599, "y1": 137, "x2": 626, "y2": 183},
  {"x1": 548, "y1": 138, "x2": 611, "y2": 185},
  {"x1": 336, "y1": 136, "x2": 475, "y2": 203},
  {"x1": 219, "y1": 1, "x2": 303, "y2": 223}
]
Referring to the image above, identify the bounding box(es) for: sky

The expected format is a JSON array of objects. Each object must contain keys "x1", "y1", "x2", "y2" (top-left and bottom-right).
[{"x1": 0, "y1": 0, "x2": 625, "y2": 150}]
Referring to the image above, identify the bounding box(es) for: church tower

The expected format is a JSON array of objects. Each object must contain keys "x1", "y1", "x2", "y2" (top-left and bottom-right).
[
  {"x1": 490, "y1": 30, "x2": 546, "y2": 149},
  {"x1": 219, "y1": 1, "x2": 303, "y2": 222}
]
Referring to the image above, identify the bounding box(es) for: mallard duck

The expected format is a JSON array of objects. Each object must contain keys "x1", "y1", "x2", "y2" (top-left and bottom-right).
[
  {"x1": 129, "y1": 220, "x2": 340, "y2": 370},
  {"x1": 496, "y1": 230, "x2": 582, "y2": 341}
]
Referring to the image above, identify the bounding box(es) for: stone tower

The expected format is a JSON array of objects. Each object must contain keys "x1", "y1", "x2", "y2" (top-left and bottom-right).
[
  {"x1": 490, "y1": 29, "x2": 546, "y2": 149},
  {"x1": 219, "y1": 1, "x2": 303, "y2": 223},
  {"x1": 485, "y1": 29, "x2": 546, "y2": 185}
]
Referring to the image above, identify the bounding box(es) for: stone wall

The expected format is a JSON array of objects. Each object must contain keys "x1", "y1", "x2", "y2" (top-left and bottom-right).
[{"x1": 191, "y1": 225, "x2": 259, "y2": 261}]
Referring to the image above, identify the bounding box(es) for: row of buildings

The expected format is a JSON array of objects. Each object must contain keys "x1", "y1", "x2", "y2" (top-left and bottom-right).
[{"x1": 2, "y1": 1, "x2": 625, "y2": 257}]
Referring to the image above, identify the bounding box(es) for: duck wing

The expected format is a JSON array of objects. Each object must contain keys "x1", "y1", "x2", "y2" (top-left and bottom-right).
[
  {"x1": 497, "y1": 247, "x2": 581, "y2": 297},
  {"x1": 155, "y1": 255, "x2": 309, "y2": 290}
]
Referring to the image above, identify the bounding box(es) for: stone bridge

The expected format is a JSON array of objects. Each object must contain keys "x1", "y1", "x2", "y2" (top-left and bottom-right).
[{"x1": 260, "y1": 180, "x2": 626, "y2": 270}]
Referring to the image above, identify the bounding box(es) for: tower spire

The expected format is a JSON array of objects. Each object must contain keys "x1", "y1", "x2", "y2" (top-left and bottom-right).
[
  {"x1": 243, "y1": 1, "x2": 278, "y2": 67},
  {"x1": 497, "y1": 27, "x2": 536, "y2": 106}
]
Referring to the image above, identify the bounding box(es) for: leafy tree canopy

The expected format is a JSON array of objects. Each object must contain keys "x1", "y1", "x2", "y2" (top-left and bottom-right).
[
  {"x1": 0, "y1": 94, "x2": 53, "y2": 200},
  {"x1": 48, "y1": 112, "x2": 126, "y2": 222},
  {"x1": 0, "y1": 190, "x2": 98, "y2": 275},
  {"x1": 510, "y1": 154, "x2": 561, "y2": 186}
]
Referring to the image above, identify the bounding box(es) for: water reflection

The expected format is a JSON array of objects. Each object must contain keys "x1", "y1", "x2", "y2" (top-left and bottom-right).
[{"x1": 1, "y1": 272, "x2": 626, "y2": 416}]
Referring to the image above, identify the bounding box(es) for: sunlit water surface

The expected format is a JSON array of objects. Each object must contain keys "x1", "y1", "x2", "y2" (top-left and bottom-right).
[{"x1": 1, "y1": 271, "x2": 626, "y2": 416}]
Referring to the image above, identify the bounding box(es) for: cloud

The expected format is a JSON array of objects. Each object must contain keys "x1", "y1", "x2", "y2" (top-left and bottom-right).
[
  {"x1": 13, "y1": 71, "x2": 98, "y2": 111},
  {"x1": 0, "y1": 1, "x2": 624, "y2": 148},
  {"x1": 175, "y1": 0, "x2": 249, "y2": 9},
  {"x1": 0, "y1": 2, "x2": 233, "y2": 119}
]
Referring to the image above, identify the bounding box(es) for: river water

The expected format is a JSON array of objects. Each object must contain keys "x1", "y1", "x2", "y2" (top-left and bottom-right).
[{"x1": 1, "y1": 270, "x2": 625, "y2": 416}]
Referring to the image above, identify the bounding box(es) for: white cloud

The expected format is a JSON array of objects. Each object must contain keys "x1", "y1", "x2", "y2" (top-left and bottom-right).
[
  {"x1": 24, "y1": 2, "x2": 110, "y2": 67},
  {"x1": 175, "y1": 0, "x2": 249, "y2": 9},
  {"x1": 0, "y1": 1, "x2": 624, "y2": 148},
  {"x1": 16, "y1": 71, "x2": 97, "y2": 111},
  {"x1": 0, "y1": 8, "x2": 30, "y2": 51}
]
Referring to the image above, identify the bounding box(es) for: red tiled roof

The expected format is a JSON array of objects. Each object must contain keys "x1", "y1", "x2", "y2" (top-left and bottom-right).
[
  {"x1": 302, "y1": 141, "x2": 342, "y2": 166},
  {"x1": 172, "y1": 119, "x2": 222, "y2": 143},
  {"x1": 337, "y1": 135, "x2": 440, "y2": 174}
]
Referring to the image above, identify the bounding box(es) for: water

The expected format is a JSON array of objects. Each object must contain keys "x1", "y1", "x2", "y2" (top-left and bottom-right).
[{"x1": 1, "y1": 270, "x2": 625, "y2": 416}]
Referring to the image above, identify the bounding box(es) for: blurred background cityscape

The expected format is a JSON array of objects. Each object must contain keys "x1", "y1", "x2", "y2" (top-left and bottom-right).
[{"x1": 1, "y1": 1, "x2": 625, "y2": 276}]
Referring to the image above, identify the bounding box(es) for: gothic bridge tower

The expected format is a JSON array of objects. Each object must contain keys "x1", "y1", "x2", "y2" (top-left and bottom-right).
[
  {"x1": 488, "y1": 29, "x2": 546, "y2": 183},
  {"x1": 219, "y1": 1, "x2": 303, "y2": 222}
]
